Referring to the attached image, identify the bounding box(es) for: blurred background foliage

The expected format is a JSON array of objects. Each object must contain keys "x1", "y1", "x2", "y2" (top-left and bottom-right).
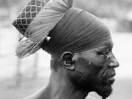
[
  {"x1": 75, "y1": 0, "x2": 132, "y2": 32},
  {"x1": 0, "y1": 0, "x2": 132, "y2": 99},
  {"x1": 76, "y1": 0, "x2": 132, "y2": 18},
  {"x1": 1, "y1": 0, "x2": 132, "y2": 31}
]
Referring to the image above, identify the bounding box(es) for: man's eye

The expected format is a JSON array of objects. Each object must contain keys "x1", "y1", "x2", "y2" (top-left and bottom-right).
[
  {"x1": 97, "y1": 50, "x2": 110, "y2": 56},
  {"x1": 97, "y1": 51, "x2": 105, "y2": 55}
]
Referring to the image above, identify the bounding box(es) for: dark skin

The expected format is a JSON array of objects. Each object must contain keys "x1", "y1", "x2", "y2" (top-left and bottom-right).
[
  {"x1": 25, "y1": 40, "x2": 119, "y2": 99},
  {"x1": 68, "y1": 40, "x2": 119, "y2": 98}
]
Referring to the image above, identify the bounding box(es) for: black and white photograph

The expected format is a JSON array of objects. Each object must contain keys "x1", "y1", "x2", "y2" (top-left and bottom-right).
[{"x1": 0, "y1": 0, "x2": 131, "y2": 99}]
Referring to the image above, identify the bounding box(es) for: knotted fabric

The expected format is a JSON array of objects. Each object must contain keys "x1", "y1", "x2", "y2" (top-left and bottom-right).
[
  {"x1": 13, "y1": 0, "x2": 73, "y2": 58},
  {"x1": 41, "y1": 8, "x2": 111, "y2": 56},
  {"x1": 13, "y1": 0, "x2": 111, "y2": 58}
]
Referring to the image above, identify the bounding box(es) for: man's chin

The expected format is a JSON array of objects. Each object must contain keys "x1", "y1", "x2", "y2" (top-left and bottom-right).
[{"x1": 95, "y1": 84, "x2": 113, "y2": 98}]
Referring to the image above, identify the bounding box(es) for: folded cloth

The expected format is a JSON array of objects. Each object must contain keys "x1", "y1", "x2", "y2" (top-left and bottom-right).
[
  {"x1": 13, "y1": 0, "x2": 49, "y2": 37},
  {"x1": 41, "y1": 8, "x2": 111, "y2": 56},
  {"x1": 13, "y1": 0, "x2": 72, "y2": 58},
  {"x1": 13, "y1": 0, "x2": 111, "y2": 58}
]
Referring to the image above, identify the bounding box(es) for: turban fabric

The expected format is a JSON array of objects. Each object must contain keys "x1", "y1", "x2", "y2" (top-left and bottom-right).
[
  {"x1": 13, "y1": 0, "x2": 50, "y2": 37},
  {"x1": 42, "y1": 8, "x2": 111, "y2": 56},
  {"x1": 13, "y1": 0, "x2": 111, "y2": 58}
]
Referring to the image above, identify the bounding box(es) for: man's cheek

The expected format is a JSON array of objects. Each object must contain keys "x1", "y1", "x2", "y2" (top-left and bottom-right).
[{"x1": 89, "y1": 56, "x2": 105, "y2": 66}]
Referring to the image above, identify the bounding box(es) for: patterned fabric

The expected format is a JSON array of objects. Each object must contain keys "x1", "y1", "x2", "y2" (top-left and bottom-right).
[
  {"x1": 42, "y1": 8, "x2": 111, "y2": 56},
  {"x1": 13, "y1": 0, "x2": 73, "y2": 58},
  {"x1": 13, "y1": 0, "x2": 49, "y2": 38},
  {"x1": 13, "y1": 0, "x2": 111, "y2": 58}
]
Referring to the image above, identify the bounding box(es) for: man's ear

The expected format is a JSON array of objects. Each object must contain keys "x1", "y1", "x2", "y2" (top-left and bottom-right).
[{"x1": 61, "y1": 51, "x2": 75, "y2": 70}]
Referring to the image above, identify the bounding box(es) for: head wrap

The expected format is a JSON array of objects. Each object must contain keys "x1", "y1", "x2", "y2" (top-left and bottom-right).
[
  {"x1": 42, "y1": 8, "x2": 111, "y2": 56},
  {"x1": 13, "y1": 0, "x2": 111, "y2": 58}
]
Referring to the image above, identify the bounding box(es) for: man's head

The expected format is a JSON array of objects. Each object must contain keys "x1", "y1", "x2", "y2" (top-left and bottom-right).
[
  {"x1": 13, "y1": 0, "x2": 119, "y2": 98},
  {"x1": 60, "y1": 39, "x2": 119, "y2": 98},
  {"x1": 39, "y1": 7, "x2": 119, "y2": 98}
]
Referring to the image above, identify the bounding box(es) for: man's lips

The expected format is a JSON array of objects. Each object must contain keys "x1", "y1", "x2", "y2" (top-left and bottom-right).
[
  {"x1": 103, "y1": 77, "x2": 115, "y2": 85},
  {"x1": 108, "y1": 76, "x2": 115, "y2": 84},
  {"x1": 108, "y1": 70, "x2": 116, "y2": 78},
  {"x1": 102, "y1": 69, "x2": 116, "y2": 85}
]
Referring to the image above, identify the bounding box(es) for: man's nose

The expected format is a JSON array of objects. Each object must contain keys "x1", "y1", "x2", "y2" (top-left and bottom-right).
[
  {"x1": 108, "y1": 54, "x2": 119, "y2": 68},
  {"x1": 109, "y1": 60, "x2": 119, "y2": 68}
]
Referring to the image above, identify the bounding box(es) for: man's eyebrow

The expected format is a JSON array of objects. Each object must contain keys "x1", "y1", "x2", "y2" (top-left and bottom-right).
[
  {"x1": 104, "y1": 42, "x2": 113, "y2": 49},
  {"x1": 97, "y1": 44, "x2": 113, "y2": 51}
]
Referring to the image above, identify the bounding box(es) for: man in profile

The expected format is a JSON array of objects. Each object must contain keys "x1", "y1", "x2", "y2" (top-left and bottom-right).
[{"x1": 13, "y1": 0, "x2": 119, "y2": 99}]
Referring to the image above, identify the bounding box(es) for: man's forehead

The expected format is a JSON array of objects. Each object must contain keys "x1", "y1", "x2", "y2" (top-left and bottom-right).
[
  {"x1": 96, "y1": 41, "x2": 113, "y2": 50},
  {"x1": 80, "y1": 40, "x2": 113, "y2": 53},
  {"x1": 103, "y1": 40, "x2": 113, "y2": 48},
  {"x1": 73, "y1": 41, "x2": 113, "y2": 63}
]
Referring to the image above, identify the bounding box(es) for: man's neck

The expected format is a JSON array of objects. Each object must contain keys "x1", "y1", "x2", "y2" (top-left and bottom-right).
[
  {"x1": 26, "y1": 67, "x2": 89, "y2": 99},
  {"x1": 48, "y1": 69, "x2": 88, "y2": 99}
]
